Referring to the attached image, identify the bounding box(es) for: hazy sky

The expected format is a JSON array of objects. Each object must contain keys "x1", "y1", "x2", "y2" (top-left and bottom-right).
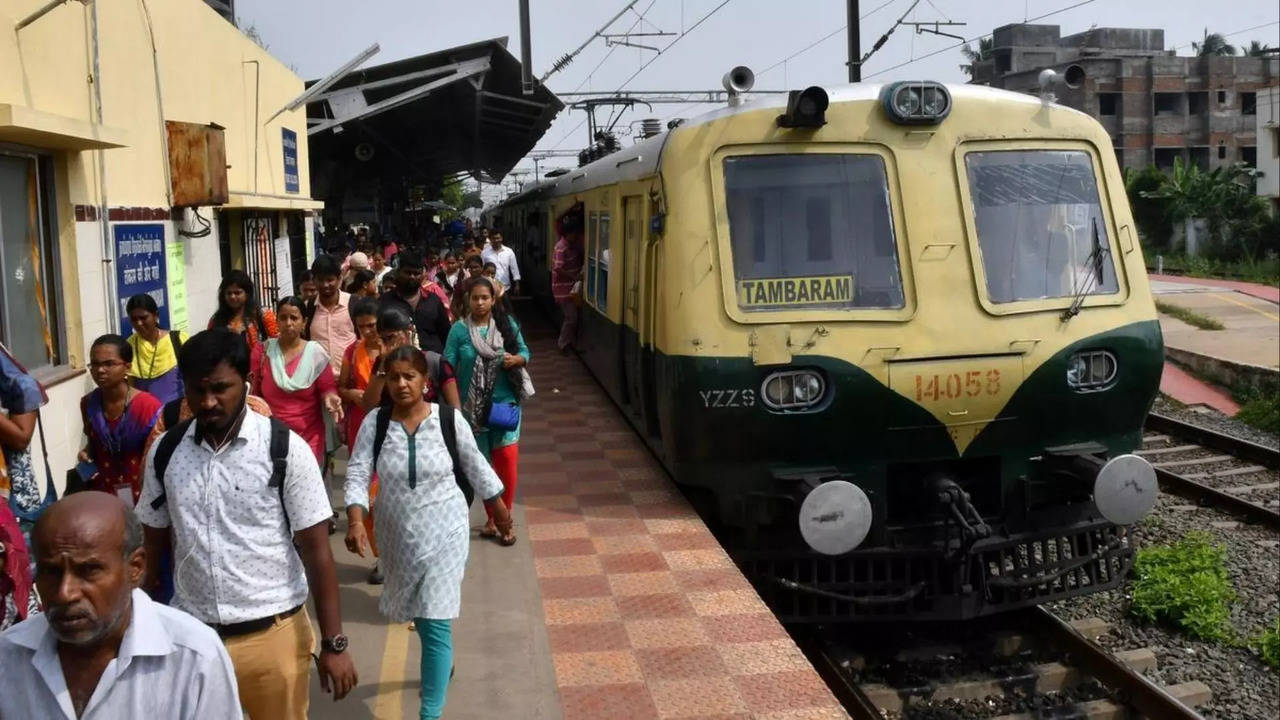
[{"x1": 239, "y1": 0, "x2": 1279, "y2": 193}]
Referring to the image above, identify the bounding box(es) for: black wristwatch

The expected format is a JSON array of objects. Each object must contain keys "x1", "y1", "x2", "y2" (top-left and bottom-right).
[{"x1": 322, "y1": 634, "x2": 349, "y2": 654}]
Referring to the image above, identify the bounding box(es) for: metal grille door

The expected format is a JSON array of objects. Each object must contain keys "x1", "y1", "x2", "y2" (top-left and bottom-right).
[{"x1": 243, "y1": 215, "x2": 278, "y2": 308}]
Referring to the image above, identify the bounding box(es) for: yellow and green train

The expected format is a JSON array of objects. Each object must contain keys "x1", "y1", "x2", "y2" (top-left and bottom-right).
[{"x1": 491, "y1": 77, "x2": 1163, "y2": 622}]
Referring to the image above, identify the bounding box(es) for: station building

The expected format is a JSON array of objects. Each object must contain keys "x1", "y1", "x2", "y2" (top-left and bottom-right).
[
  {"x1": 1, "y1": 0, "x2": 321, "y2": 485},
  {"x1": 970, "y1": 24, "x2": 1279, "y2": 173}
]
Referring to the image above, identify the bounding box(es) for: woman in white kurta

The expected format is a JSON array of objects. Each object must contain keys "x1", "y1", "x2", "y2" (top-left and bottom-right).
[{"x1": 344, "y1": 346, "x2": 512, "y2": 720}]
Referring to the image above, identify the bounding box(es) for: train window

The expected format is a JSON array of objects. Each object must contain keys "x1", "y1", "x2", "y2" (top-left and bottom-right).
[
  {"x1": 597, "y1": 213, "x2": 611, "y2": 310},
  {"x1": 586, "y1": 212, "x2": 598, "y2": 305},
  {"x1": 584, "y1": 211, "x2": 611, "y2": 312},
  {"x1": 964, "y1": 150, "x2": 1118, "y2": 304},
  {"x1": 724, "y1": 154, "x2": 903, "y2": 312}
]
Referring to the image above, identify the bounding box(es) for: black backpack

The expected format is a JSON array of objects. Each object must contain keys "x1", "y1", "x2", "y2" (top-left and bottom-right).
[
  {"x1": 371, "y1": 403, "x2": 472, "y2": 504},
  {"x1": 149, "y1": 414, "x2": 295, "y2": 533}
]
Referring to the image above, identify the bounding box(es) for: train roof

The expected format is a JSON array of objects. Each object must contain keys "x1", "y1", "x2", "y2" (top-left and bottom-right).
[{"x1": 496, "y1": 82, "x2": 1089, "y2": 208}]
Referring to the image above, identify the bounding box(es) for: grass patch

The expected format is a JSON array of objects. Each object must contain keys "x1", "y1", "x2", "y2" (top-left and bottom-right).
[
  {"x1": 1129, "y1": 532, "x2": 1235, "y2": 641},
  {"x1": 1152, "y1": 253, "x2": 1280, "y2": 286},
  {"x1": 1233, "y1": 389, "x2": 1280, "y2": 434},
  {"x1": 1155, "y1": 300, "x2": 1225, "y2": 330},
  {"x1": 1232, "y1": 380, "x2": 1279, "y2": 435},
  {"x1": 1258, "y1": 618, "x2": 1280, "y2": 671}
]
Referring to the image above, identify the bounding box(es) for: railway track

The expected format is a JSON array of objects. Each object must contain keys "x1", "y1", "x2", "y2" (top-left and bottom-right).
[
  {"x1": 804, "y1": 608, "x2": 1211, "y2": 719},
  {"x1": 1140, "y1": 412, "x2": 1280, "y2": 529},
  {"x1": 796, "y1": 415, "x2": 1276, "y2": 718}
]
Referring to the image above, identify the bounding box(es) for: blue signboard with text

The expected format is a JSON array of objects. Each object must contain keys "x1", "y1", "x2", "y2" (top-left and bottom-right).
[
  {"x1": 114, "y1": 224, "x2": 169, "y2": 338},
  {"x1": 283, "y1": 128, "x2": 299, "y2": 193}
]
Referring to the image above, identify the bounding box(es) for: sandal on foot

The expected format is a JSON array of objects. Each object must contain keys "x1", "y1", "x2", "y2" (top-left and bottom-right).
[
  {"x1": 479, "y1": 525, "x2": 499, "y2": 539},
  {"x1": 499, "y1": 532, "x2": 517, "y2": 547}
]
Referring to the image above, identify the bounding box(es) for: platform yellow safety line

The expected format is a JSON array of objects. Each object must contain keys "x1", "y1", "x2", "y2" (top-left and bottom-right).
[
  {"x1": 372, "y1": 619, "x2": 412, "y2": 719},
  {"x1": 1212, "y1": 292, "x2": 1280, "y2": 322}
]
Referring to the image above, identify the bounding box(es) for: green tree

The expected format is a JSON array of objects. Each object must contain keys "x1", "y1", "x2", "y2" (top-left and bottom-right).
[
  {"x1": 1192, "y1": 28, "x2": 1236, "y2": 57},
  {"x1": 1242, "y1": 40, "x2": 1272, "y2": 57},
  {"x1": 1142, "y1": 158, "x2": 1272, "y2": 261},
  {"x1": 1125, "y1": 166, "x2": 1175, "y2": 251},
  {"x1": 960, "y1": 37, "x2": 994, "y2": 78}
]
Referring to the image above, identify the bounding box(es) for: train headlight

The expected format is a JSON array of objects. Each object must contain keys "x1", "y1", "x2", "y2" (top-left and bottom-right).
[
  {"x1": 892, "y1": 87, "x2": 921, "y2": 116},
  {"x1": 794, "y1": 375, "x2": 822, "y2": 403},
  {"x1": 880, "y1": 81, "x2": 952, "y2": 124},
  {"x1": 761, "y1": 370, "x2": 827, "y2": 411},
  {"x1": 920, "y1": 85, "x2": 949, "y2": 115},
  {"x1": 1066, "y1": 350, "x2": 1117, "y2": 391}
]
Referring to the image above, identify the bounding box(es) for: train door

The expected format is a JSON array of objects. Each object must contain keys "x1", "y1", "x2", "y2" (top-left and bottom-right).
[
  {"x1": 621, "y1": 195, "x2": 643, "y2": 413},
  {"x1": 638, "y1": 195, "x2": 662, "y2": 441}
]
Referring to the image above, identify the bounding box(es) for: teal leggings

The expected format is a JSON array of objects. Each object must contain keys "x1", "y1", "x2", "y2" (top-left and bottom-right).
[{"x1": 414, "y1": 618, "x2": 453, "y2": 720}]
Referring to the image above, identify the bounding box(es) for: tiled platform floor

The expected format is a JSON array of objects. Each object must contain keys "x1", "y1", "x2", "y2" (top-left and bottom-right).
[
  {"x1": 310, "y1": 310, "x2": 849, "y2": 719},
  {"x1": 518, "y1": 320, "x2": 849, "y2": 720}
]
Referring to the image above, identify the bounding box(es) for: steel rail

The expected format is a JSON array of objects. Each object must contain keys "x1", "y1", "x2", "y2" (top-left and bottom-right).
[
  {"x1": 794, "y1": 631, "x2": 883, "y2": 720},
  {"x1": 1146, "y1": 413, "x2": 1280, "y2": 470},
  {"x1": 1144, "y1": 414, "x2": 1280, "y2": 529},
  {"x1": 1153, "y1": 467, "x2": 1280, "y2": 529},
  {"x1": 1023, "y1": 607, "x2": 1206, "y2": 720}
]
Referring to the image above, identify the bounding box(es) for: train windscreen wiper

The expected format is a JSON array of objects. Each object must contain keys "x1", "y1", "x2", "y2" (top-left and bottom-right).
[{"x1": 1061, "y1": 217, "x2": 1108, "y2": 322}]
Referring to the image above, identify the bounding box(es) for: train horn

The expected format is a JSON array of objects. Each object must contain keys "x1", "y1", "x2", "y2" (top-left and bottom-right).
[
  {"x1": 1037, "y1": 64, "x2": 1085, "y2": 104},
  {"x1": 723, "y1": 65, "x2": 755, "y2": 107}
]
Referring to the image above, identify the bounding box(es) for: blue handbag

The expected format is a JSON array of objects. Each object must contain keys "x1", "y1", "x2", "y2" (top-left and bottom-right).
[
  {"x1": 6, "y1": 411, "x2": 58, "y2": 525},
  {"x1": 486, "y1": 402, "x2": 521, "y2": 432}
]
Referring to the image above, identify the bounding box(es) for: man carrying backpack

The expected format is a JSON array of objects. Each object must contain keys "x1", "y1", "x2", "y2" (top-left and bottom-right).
[{"x1": 136, "y1": 329, "x2": 357, "y2": 720}]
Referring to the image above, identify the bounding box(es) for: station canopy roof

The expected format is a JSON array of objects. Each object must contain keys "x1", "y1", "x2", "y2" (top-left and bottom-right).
[{"x1": 306, "y1": 37, "x2": 562, "y2": 188}]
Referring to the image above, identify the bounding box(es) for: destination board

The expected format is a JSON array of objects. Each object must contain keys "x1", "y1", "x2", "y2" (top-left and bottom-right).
[{"x1": 737, "y1": 274, "x2": 854, "y2": 308}]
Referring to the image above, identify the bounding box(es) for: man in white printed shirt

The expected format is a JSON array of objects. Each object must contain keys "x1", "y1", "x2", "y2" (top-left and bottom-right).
[
  {"x1": 481, "y1": 229, "x2": 521, "y2": 295},
  {"x1": 136, "y1": 328, "x2": 357, "y2": 720},
  {"x1": 0, "y1": 492, "x2": 241, "y2": 719}
]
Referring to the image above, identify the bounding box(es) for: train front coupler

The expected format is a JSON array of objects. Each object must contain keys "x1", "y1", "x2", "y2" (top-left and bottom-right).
[{"x1": 931, "y1": 475, "x2": 991, "y2": 558}]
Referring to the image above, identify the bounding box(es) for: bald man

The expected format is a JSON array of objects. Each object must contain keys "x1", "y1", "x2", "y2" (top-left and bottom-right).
[{"x1": 0, "y1": 492, "x2": 241, "y2": 719}]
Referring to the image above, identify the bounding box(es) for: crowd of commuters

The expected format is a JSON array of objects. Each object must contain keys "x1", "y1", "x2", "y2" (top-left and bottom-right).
[{"x1": 0, "y1": 222, "x2": 547, "y2": 719}]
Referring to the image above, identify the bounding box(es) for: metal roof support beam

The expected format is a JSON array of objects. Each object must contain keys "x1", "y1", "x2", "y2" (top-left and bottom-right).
[
  {"x1": 310, "y1": 61, "x2": 480, "y2": 104},
  {"x1": 478, "y1": 90, "x2": 549, "y2": 110},
  {"x1": 308, "y1": 56, "x2": 491, "y2": 136},
  {"x1": 481, "y1": 104, "x2": 545, "y2": 122},
  {"x1": 266, "y1": 43, "x2": 380, "y2": 124},
  {"x1": 472, "y1": 71, "x2": 486, "y2": 184},
  {"x1": 481, "y1": 116, "x2": 538, "y2": 133}
]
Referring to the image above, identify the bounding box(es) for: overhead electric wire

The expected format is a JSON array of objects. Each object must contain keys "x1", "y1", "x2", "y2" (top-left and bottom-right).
[
  {"x1": 657, "y1": 0, "x2": 901, "y2": 126},
  {"x1": 656, "y1": 0, "x2": 898, "y2": 125},
  {"x1": 540, "y1": 0, "x2": 642, "y2": 83},
  {"x1": 568, "y1": 0, "x2": 659, "y2": 94},
  {"x1": 612, "y1": 0, "x2": 735, "y2": 92},
  {"x1": 546, "y1": 0, "x2": 735, "y2": 150},
  {"x1": 856, "y1": 0, "x2": 922, "y2": 69},
  {"x1": 756, "y1": 0, "x2": 900, "y2": 76},
  {"x1": 542, "y1": 0, "x2": 658, "y2": 151},
  {"x1": 864, "y1": 0, "x2": 1098, "y2": 78}
]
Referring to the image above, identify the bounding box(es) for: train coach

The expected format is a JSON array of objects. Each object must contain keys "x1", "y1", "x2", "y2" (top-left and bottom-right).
[{"x1": 490, "y1": 71, "x2": 1164, "y2": 623}]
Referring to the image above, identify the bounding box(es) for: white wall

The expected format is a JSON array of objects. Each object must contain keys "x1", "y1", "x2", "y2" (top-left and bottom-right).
[
  {"x1": 1257, "y1": 87, "x2": 1280, "y2": 202},
  {"x1": 175, "y1": 209, "x2": 223, "y2": 332}
]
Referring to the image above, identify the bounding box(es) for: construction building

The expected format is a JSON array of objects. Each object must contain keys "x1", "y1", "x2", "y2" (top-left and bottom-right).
[
  {"x1": 970, "y1": 24, "x2": 1280, "y2": 173},
  {"x1": 1, "y1": 0, "x2": 321, "y2": 483}
]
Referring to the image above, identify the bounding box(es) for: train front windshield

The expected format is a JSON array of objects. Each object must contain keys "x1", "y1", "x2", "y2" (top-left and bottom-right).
[
  {"x1": 965, "y1": 150, "x2": 1119, "y2": 304},
  {"x1": 724, "y1": 154, "x2": 904, "y2": 312}
]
